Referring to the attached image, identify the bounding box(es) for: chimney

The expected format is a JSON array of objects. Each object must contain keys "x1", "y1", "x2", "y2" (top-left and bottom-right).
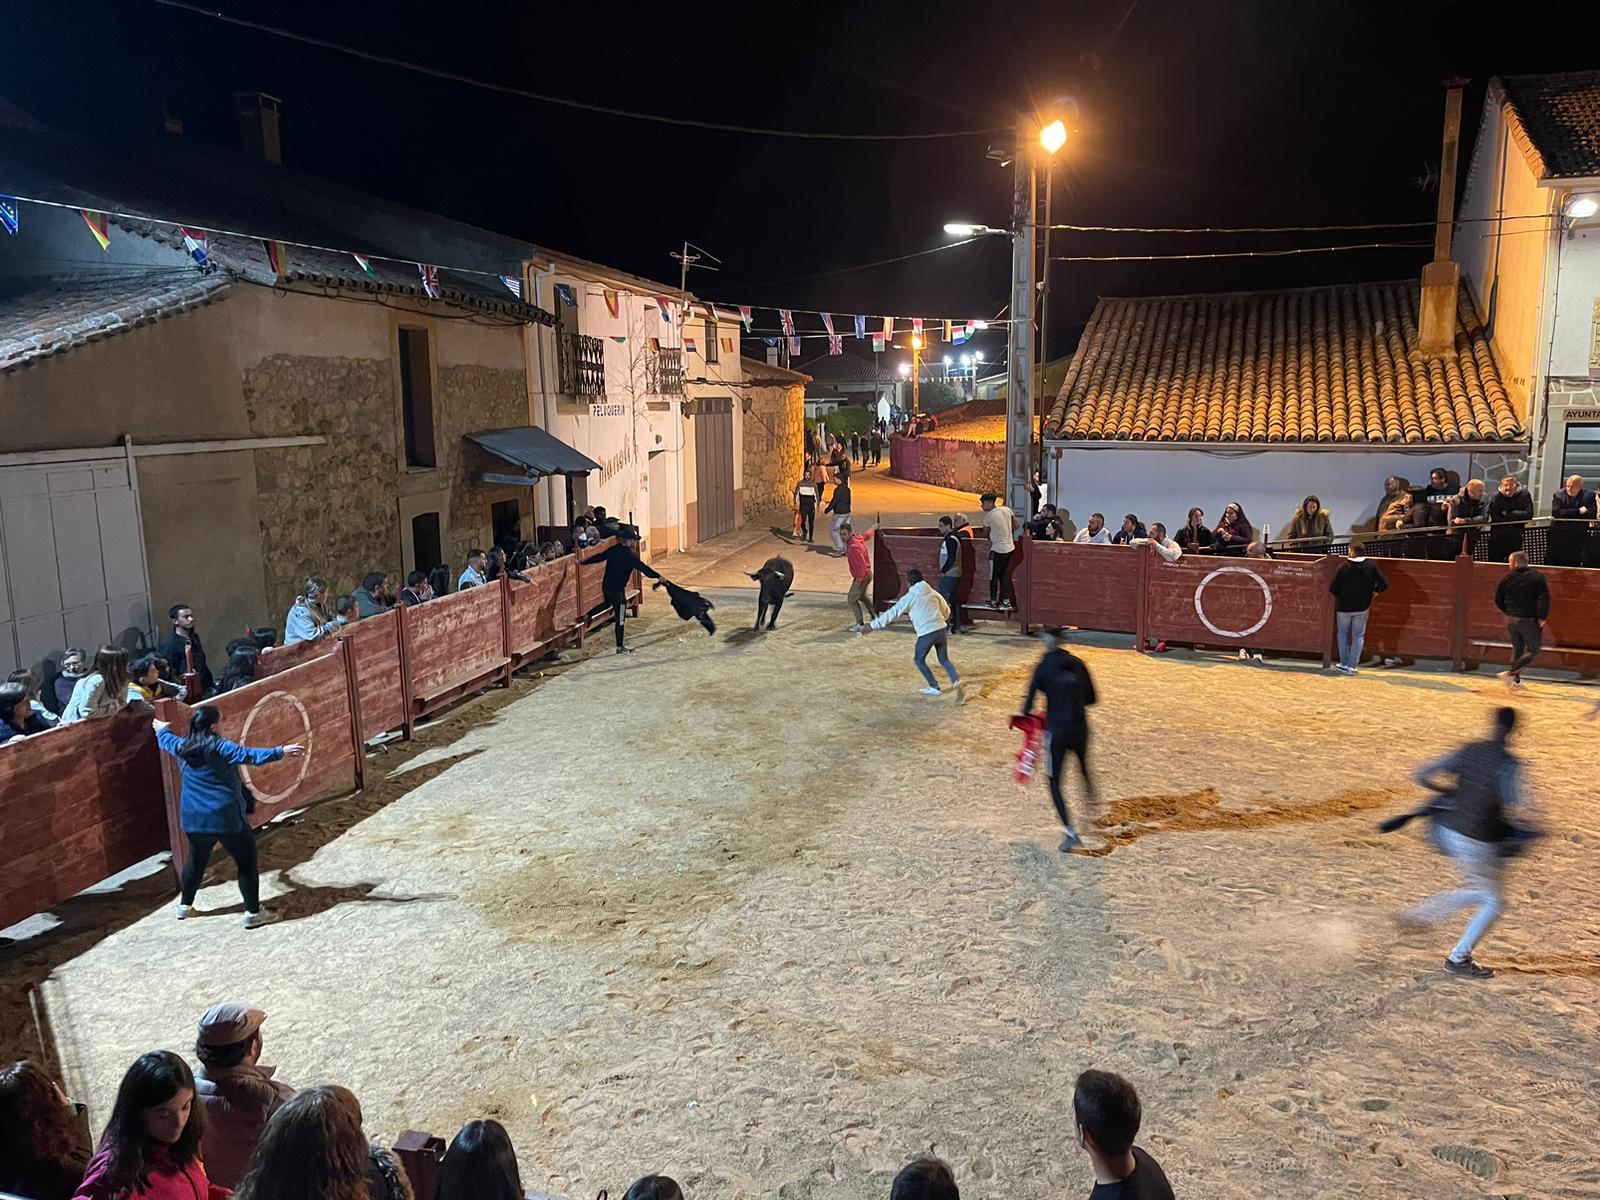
[
  {"x1": 233, "y1": 91, "x2": 282, "y2": 165},
  {"x1": 1416, "y1": 78, "x2": 1468, "y2": 359},
  {"x1": 766, "y1": 344, "x2": 780, "y2": 367}
]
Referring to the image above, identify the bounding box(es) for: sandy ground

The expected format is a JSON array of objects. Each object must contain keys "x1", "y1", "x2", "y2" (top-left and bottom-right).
[{"x1": 4, "y1": 591, "x2": 1600, "y2": 1200}]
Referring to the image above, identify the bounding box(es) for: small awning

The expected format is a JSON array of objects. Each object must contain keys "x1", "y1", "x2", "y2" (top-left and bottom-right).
[{"x1": 465, "y1": 426, "x2": 600, "y2": 484}]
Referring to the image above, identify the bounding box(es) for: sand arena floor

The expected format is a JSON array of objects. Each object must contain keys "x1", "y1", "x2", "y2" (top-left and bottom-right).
[{"x1": 5, "y1": 591, "x2": 1600, "y2": 1199}]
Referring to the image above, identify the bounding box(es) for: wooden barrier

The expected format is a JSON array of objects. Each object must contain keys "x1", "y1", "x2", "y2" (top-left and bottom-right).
[
  {"x1": 872, "y1": 529, "x2": 1021, "y2": 629},
  {"x1": 1360, "y1": 558, "x2": 1462, "y2": 665},
  {"x1": 1143, "y1": 554, "x2": 1336, "y2": 660},
  {"x1": 0, "y1": 711, "x2": 166, "y2": 931},
  {"x1": 342, "y1": 609, "x2": 407, "y2": 742},
  {"x1": 1028, "y1": 542, "x2": 1143, "y2": 635},
  {"x1": 1461, "y1": 563, "x2": 1600, "y2": 672},
  {"x1": 405, "y1": 584, "x2": 509, "y2": 714}
]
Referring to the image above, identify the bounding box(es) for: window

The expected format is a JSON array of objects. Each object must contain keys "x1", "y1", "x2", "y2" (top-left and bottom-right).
[
  {"x1": 1562, "y1": 424, "x2": 1600, "y2": 483},
  {"x1": 491, "y1": 499, "x2": 521, "y2": 550},
  {"x1": 704, "y1": 318, "x2": 719, "y2": 364},
  {"x1": 410, "y1": 512, "x2": 442, "y2": 573},
  {"x1": 398, "y1": 326, "x2": 436, "y2": 468}
]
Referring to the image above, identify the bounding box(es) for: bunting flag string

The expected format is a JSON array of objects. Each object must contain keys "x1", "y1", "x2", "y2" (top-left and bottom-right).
[
  {"x1": 720, "y1": 336, "x2": 734, "y2": 353},
  {"x1": 943, "y1": 319, "x2": 954, "y2": 342},
  {"x1": 738, "y1": 305, "x2": 752, "y2": 331},
  {"x1": 788, "y1": 336, "x2": 802, "y2": 357},
  {"x1": 649, "y1": 337, "x2": 661, "y2": 351},
  {"x1": 500, "y1": 275, "x2": 522, "y2": 298},
  {"x1": 611, "y1": 335, "x2": 627, "y2": 343},
  {"x1": 827, "y1": 333, "x2": 843, "y2": 355},
  {"x1": 0, "y1": 197, "x2": 17, "y2": 235},
  {"x1": 603, "y1": 289, "x2": 620, "y2": 319},
  {"x1": 655, "y1": 296, "x2": 673, "y2": 323},
  {"x1": 685, "y1": 336, "x2": 698, "y2": 354},
  {"x1": 80, "y1": 209, "x2": 111, "y2": 251},
  {"x1": 418, "y1": 263, "x2": 441, "y2": 299},
  {"x1": 881, "y1": 316, "x2": 893, "y2": 341},
  {"x1": 871, "y1": 332, "x2": 886, "y2": 352},
  {"x1": 779, "y1": 309, "x2": 795, "y2": 336},
  {"x1": 853, "y1": 315, "x2": 866, "y2": 339},
  {"x1": 953, "y1": 321, "x2": 972, "y2": 345},
  {"x1": 911, "y1": 317, "x2": 923, "y2": 338},
  {"x1": 263, "y1": 238, "x2": 286, "y2": 277},
  {"x1": 820, "y1": 312, "x2": 835, "y2": 339},
  {"x1": 554, "y1": 283, "x2": 577, "y2": 307},
  {"x1": 180, "y1": 227, "x2": 209, "y2": 268},
  {"x1": 352, "y1": 252, "x2": 376, "y2": 278}
]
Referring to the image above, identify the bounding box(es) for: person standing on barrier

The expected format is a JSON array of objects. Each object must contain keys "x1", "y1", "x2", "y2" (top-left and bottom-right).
[
  {"x1": 581, "y1": 529, "x2": 660, "y2": 655},
  {"x1": 936, "y1": 517, "x2": 966, "y2": 634},
  {"x1": 155, "y1": 707, "x2": 304, "y2": 929},
  {"x1": 1020, "y1": 627, "x2": 1098, "y2": 851},
  {"x1": 1328, "y1": 541, "x2": 1388, "y2": 675},
  {"x1": 979, "y1": 492, "x2": 1019, "y2": 609},
  {"x1": 1399, "y1": 706, "x2": 1533, "y2": 979},
  {"x1": 1495, "y1": 551, "x2": 1550, "y2": 690},
  {"x1": 1487, "y1": 476, "x2": 1533, "y2": 562}
]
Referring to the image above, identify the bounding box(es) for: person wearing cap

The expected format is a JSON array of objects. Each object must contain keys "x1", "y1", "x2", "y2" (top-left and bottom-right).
[
  {"x1": 581, "y1": 528, "x2": 660, "y2": 654},
  {"x1": 1020, "y1": 627, "x2": 1099, "y2": 851},
  {"x1": 193, "y1": 1003, "x2": 296, "y2": 1190}
]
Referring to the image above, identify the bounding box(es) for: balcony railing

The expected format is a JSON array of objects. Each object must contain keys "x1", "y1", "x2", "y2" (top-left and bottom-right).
[
  {"x1": 647, "y1": 347, "x2": 684, "y2": 396},
  {"x1": 557, "y1": 331, "x2": 606, "y2": 397}
]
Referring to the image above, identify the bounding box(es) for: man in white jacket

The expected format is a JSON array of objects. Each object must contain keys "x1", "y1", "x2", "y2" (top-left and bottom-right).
[
  {"x1": 861, "y1": 569, "x2": 962, "y2": 697},
  {"x1": 1074, "y1": 512, "x2": 1112, "y2": 544},
  {"x1": 1129, "y1": 522, "x2": 1183, "y2": 563}
]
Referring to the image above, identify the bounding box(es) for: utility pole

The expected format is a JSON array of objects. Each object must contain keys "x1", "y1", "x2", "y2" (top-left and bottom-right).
[
  {"x1": 912, "y1": 337, "x2": 922, "y2": 414},
  {"x1": 1004, "y1": 116, "x2": 1037, "y2": 514}
]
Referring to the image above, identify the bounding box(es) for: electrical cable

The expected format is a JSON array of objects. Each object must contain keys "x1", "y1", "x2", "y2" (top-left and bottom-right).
[
  {"x1": 1045, "y1": 213, "x2": 1553, "y2": 234},
  {"x1": 154, "y1": 0, "x2": 1005, "y2": 142},
  {"x1": 1051, "y1": 239, "x2": 1434, "y2": 263}
]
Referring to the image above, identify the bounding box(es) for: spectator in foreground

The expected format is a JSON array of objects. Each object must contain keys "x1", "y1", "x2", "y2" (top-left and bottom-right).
[
  {"x1": 624, "y1": 1175, "x2": 684, "y2": 1200},
  {"x1": 234, "y1": 1084, "x2": 412, "y2": 1200},
  {"x1": 1328, "y1": 540, "x2": 1389, "y2": 675},
  {"x1": 1, "y1": 682, "x2": 54, "y2": 743},
  {"x1": 1280, "y1": 494, "x2": 1333, "y2": 549},
  {"x1": 428, "y1": 564, "x2": 453, "y2": 599},
  {"x1": 214, "y1": 647, "x2": 259, "y2": 695},
  {"x1": 890, "y1": 1157, "x2": 958, "y2": 1200},
  {"x1": 1073, "y1": 1069, "x2": 1174, "y2": 1199},
  {"x1": 0, "y1": 1060, "x2": 92, "y2": 1200},
  {"x1": 437, "y1": 1120, "x2": 522, "y2": 1200},
  {"x1": 193, "y1": 1004, "x2": 295, "y2": 1191},
  {"x1": 1494, "y1": 551, "x2": 1550, "y2": 691},
  {"x1": 284, "y1": 579, "x2": 346, "y2": 645},
  {"x1": 50, "y1": 648, "x2": 88, "y2": 716},
  {"x1": 398, "y1": 571, "x2": 431, "y2": 606},
  {"x1": 1486, "y1": 475, "x2": 1533, "y2": 561},
  {"x1": 1110, "y1": 513, "x2": 1146, "y2": 546},
  {"x1": 160, "y1": 605, "x2": 213, "y2": 696},
  {"x1": 61, "y1": 647, "x2": 132, "y2": 725},
  {"x1": 352, "y1": 573, "x2": 391, "y2": 619},
  {"x1": 1213, "y1": 502, "x2": 1253, "y2": 556},
  {"x1": 458, "y1": 548, "x2": 489, "y2": 589},
  {"x1": 1174, "y1": 507, "x2": 1212, "y2": 552},
  {"x1": 1130, "y1": 523, "x2": 1181, "y2": 563},
  {"x1": 1075, "y1": 513, "x2": 1111, "y2": 544},
  {"x1": 155, "y1": 706, "x2": 303, "y2": 929},
  {"x1": 73, "y1": 1051, "x2": 223, "y2": 1200},
  {"x1": 7, "y1": 669, "x2": 60, "y2": 729}
]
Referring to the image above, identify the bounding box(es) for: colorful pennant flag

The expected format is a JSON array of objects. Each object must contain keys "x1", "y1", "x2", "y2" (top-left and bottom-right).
[
  {"x1": 871, "y1": 332, "x2": 886, "y2": 352},
  {"x1": 881, "y1": 316, "x2": 893, "y2": 341},
  {"x1": 738, "y1": 305, "x2": 753, "y2": 331},
  {"x1": 820, "y1": 312, "x2": 835, "y2": 339},
  {"x1": 655, "y1": 296, "x2": 673, "y2": 323},
  {"x1": 554, "y1": 283, "x2": 577, "y2": 307},
  {"x1": 0, "y1": 198, "x2": 17, "y2": 236},
  {"x1": 80, "y1": 209, "x2": 111, "y2": 251},
  {"x1": 650, "y1": 337, "x2": 661, "y2": 351},
  {"x1": 788, "y1": 336, "x2": 802, "y2": 357},
  {"x1": 763, "y1": 337, "x2": 778, "y2": 346},
  {"x1": 418, "y1": 263, "x2": 440, "y2": 299},
  {"x1": 853, "y1": 315, "x2": 866, "y2": 339},
  {"x1": 779, "y1": 309, "x2": 795, "y2": 336},
  {"x1": 352, "y1": 252, "x2": 376, "y2": 278},
  {"x1": 263, "y1": 238, "x2": 286, "y2": 277},
  {"x1": 944, "y1": 319, "x2": 954, "y2": 342},
  {"x1": 178, "y1": 227, "x2": 208, "y2": 268},
  {"x1": 720, "y1": 336, "x2": 733, "y2": 352},
  {"x1": 604, "y1": 289, "x2": 620, "y2": 319},
  {"x1": 685, "y1": 336, "x2": 698, "y2": 354},
  {"x1": 611, "y1": 335, "x2": 627, "y2": 343},
  {"x1": 500, "y1": 275, "x2": 522, "y2": 298},
  {"x1": 828, "y1": 333, "x2": 843, "y2": 355},
  {"x1": 953, "y1": 322, "x2": 971, "y2": 345},
  {"x1": 912, "y1": 317, "x2": 923, "y2": 338}
]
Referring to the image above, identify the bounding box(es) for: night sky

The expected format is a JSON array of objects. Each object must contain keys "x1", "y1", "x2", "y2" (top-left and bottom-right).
[{"x1": 5, "y1": 1, "x2": 1596, "y2": 364}]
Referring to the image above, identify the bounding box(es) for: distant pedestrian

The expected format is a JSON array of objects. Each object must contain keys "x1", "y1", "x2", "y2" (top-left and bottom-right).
[
  {"x1": 825, "y1": 474, "x2": 854, "y2": 552},
  {"x1": 161, "y1": 604, "x2": 213, "y2": 696},
  {"x1": 1072, "y1": 1070, "x2": 1175, "y2": 1199},
  {"x1": 794, "y1": 464, "x2": 819, "y2": 543},
  {"x1": 581, "y1": 529, "x2": 661, "y2": 654},
  {"x1": 1328, "y1": 540, "x2": 1389, "y2": 674},
  {"x1": 861, "y1": 568, "x2": 960, "y2": 697},
  {"x1": 842, "y1": 521, "x2": 877, "y2": 631},
  {"x1": 936, "y1": 516, "x2": 965, "y2": 634},
  {"x1": 978, "y1": 492, "x2": 1018, "y2": 608},
  {"x1": 1399, "y1": 706, "x2": 1533, "y2": 978},
  {"x1": 869, "y1": 428, "x2": 884, "y2": 465},
  {"x1": 1494, "y1": 551, "x2": 1550, "y2": 690},
  {"x1": 1021, "y1": 627, "x2": 1098, "y2": 850}
]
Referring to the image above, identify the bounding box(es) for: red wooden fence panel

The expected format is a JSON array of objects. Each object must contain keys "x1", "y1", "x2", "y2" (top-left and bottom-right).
[
  {"x1": 0, "y1": 712, "x2": 165, "y2": 931},
  {"x1": 342, "y1": 610, "x2": 406, "y2": 741},
  {"x1": 258, "y1": 637, "x2": 335, "y2": 678},
  {"x1": 507, "y1": 557, "x2": 575, "y2": 665},
  {"x1": 872, "y1": 528, "x2": 1014, "y2": 624},
  {"x1": 1460, "y1": 561, "x2": 1600, "y2": 671},
  {"x1": 404, "y1": 585, "x2": 508, "y2": 703},
  {"x1": 1143, "y1": 554, "x2": 1335, "y2": 657},
  {"x1": 1028, "y1": 542, "x2": 1144, "y2": 634},
  {"x1": 1362, "y1": 558, "x2": 1460, "y2": 663}
]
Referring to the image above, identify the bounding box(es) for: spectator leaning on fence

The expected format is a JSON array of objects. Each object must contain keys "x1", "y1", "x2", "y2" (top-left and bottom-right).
[
  {"x1": 1130, "y1": 523, "x2": 1182, "y2": 563},
  {"x1": 1375, "y1": 475, "x2": 1411, "y2": 532},
  {"x1": 61, "y1": 646, "x2": 132, "y2": 725},
  {"x1": 215, "y1": 646, "x2": 259, "y2": 695},
  {"x1": 127, "y1": 654, "x2": 165, "y2": 707},
  {"x1": 1213, "y1": 502, "x2": 1253, "y2": 555},
  {"x1": 1075, "y1": 512, "x2": 1111, "y2": 544},
  {"x1": 0, "y1": 681, "x2": 53, "y2": 744},
  {"x1": 1280, "y1": 495, "x2": 1333, "y2": 547},
  {"x1": 1110, "y1": 514, "x2": 1146, "y2": 546},
  {"x1": 1487, "y1": 476, "x2": 1533, "y2": 560},
  {"x1": 428, "y1": 564, "x2": 453, "y2": 599},
  {"x1": 160, "y1": 605, "x2": 213, "y2": 696},
  {"x1": 284, "y1": 579, "x2": 346, "y2": 645},
  {"x1": 1175, "y1": 507, "x2": 1213, "y2": 552},
  {"x1": 459, "y1": 549, "x2": 489, "y2": 589},
  {"x1": 353, "y1": 573, "x2": 391, "y2": 619},
  {"x1": 399, "y1": 571, "x2": 431, "y2": 606}
]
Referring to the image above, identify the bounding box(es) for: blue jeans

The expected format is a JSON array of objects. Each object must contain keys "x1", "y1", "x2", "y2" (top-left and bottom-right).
[
  {"x1": 937, "y1": 574, "x2": 960, "y2": 631},
  {"x1": 1336, "y1": 609, "x2": 1369, "y2": 669},
  {"x1": 1406, "y1": 826, "x2": 1504, "y2": 961},
  {"x1": 913, "y1": 629, "x2": 959, "y2": 688}
]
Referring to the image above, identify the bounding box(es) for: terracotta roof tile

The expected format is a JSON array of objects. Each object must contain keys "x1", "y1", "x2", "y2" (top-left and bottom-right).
[
  {"x1": 1499, "y1": 71, "x2": 1600, "y2": 180},
  {"x1": 0, "y1": 271, "x2": 230, "y2": 373},
  {"x1": 1046, "y1": 281, "x2": 1523, "y2": 446}
]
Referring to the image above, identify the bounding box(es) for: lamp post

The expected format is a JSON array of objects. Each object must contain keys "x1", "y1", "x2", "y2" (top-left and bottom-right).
[
  {"x1": 911, "y1": 334, "x2": 923, "y2": 414},
  {"x1": 1036, "y1": 119, "x2": 1067, "y2": 479}
]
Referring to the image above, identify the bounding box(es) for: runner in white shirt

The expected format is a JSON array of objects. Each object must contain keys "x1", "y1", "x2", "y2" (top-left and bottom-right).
[
  {"x1": 861, "y1": 569, "x2": 962, "y2": 697},
  {"x1": 979, "y1": 492, "x2": 1019, "y2": 609}
]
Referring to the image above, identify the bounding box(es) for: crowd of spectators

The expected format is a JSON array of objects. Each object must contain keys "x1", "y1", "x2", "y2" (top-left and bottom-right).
[{"x1": 0, "y1": 1015, "x2": 1172, "y2": 1200}]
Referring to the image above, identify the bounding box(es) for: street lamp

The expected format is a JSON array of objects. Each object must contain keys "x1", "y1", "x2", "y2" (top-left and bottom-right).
[
  {"x1": 1040, "y1": 119, "x2": 1067, "y2": 154},
  {"x1": 1035, "y1": 115, "x2": 1068, "y2": 483},
  {"x1": 1568, "y1": 194, "x2": 1600, "y2": 219},
  {"x1": 943, "y1": 222, "x2": 1010, "y2": 238},
  {"x1": 910, "y1": 335, "x2": 924, "y2": 414}
]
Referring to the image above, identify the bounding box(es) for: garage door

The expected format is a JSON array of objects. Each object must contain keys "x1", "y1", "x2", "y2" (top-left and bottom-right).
[
  {"x1": 0, "y1": 460, "x2": 154, "y2": 676},
  {"x1": 694, "y1": 395, "x2": 734, "y2": 542}
]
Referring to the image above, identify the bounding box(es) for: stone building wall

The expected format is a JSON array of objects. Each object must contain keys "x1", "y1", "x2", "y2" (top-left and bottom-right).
[
  {"x1": 742, "y1": 382, "x2": 805, "y2": 515},
  {"x1": 438, "y1": 362, "x2": 532, "y2": 566},
  {"x1": 890, "y1": 434, "x2": 1005, "y2": 497}
]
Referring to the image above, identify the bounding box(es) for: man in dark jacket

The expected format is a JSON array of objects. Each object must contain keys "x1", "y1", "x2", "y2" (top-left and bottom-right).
[
  {"x1": 1021, "y1": 627, "x2": 1098, "y2": 851},
  {"x1": 581, "y1": 530, "x2": 660, "y2": 654},
  {"x1": 1494, "y1": 551, "x2": 1551, "y2": 689},
  {"x1": 1486, "y1": 475, "x2": 1533, "y2": 561},
  {"x1": 1328, "y1": 543, "x2": 1388, "y2": 674},
  {"x1": 936, "y1": 516, "x2": 965, "y2": 635},
  {"x1": 824, "y1": 475, "x2": 853, "y2": 553},
  {"x1": 160, "y1": 604, "x2": 213, "y2": 696},
  {"x1": 1401, "y1": 707, "x2": 1529, "y2": 978},
  {"x1": 1550, "y1": 474, "x2": 1597, "y2": 566}
]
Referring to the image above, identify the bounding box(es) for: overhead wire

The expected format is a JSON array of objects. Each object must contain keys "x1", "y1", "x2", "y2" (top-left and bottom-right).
[
  {"x1": 1050, "y1": 240, "x2": 1435, "y2": 262},
  {"x1": 1045, "y1": 212, "x2": 1554, "y2": 234}
]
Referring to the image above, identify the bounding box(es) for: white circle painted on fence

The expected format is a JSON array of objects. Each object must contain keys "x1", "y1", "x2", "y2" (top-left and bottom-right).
[
  {"x1": 1193, "y1": 566, "x2": 1273, "y2": 639},
  {"x1": 238, "y1": 691, "x2": 314, "y2": 806}
]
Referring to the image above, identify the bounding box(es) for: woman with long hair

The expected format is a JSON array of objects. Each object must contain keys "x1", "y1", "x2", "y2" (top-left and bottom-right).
[
  {"x1": 215, "y1": 647, "x2": 260, "y2": 695},
  {"x1": 436, "y1": 1120, "x2": 522, "y2": 1200},
  {"x1": 485, "y1": 547, "x2": 529, "y2": 585},
  {"x1": 0, "y1": 1060, "x2": 91, "y2": 1200},
  {"x1": 1175, "y1": 506, "x2": 1214, "y2": 553},
  {"x1": 154, "y1": 706, "x2": 303, "y2": 928},
  {"x1": 1280, "y1": 494, "x2": 1333, "y2": 549},
  {"x1": 427, "y1": 564, "x2": 452, "y2": 600},
  {"x1": 1212, "y1": 501, "x2": 1254, "y2": 556},
  {"x1": 236, "y1": 1085, "x2": 411, "y2": 1200},
  {"x1": 60, "y1": 646, "x2": 131, "y2": 725},
  {"x1": 73, "y1": 1052, "x2": 223, "y2": 1200}
]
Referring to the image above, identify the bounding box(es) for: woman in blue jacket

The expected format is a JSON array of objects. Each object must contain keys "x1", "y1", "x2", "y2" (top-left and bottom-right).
[{"x1": 154, "y1": 707, "x2": 303, "y2": 929}]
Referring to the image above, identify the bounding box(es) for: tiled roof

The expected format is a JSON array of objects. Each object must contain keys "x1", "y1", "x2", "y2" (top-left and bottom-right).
[
  {"x1": 799, "y1": 351, "x2": 902, "y2": 386},
  {"x1": 0, "y1": 271, "x2": 230, "y2": 373},
  {"x1": 1046, "y1": 281, "x2": 1522, "y2": 445},
  {"x1": 740, "y1": 356, "x2": 812, "y2": 384},
  {"x1": 1498, "y1": 71, "x2": 1600, "y2": 180}
]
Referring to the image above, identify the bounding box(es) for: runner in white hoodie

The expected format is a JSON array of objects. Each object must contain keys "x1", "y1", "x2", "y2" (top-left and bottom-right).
[{"x1": 861, "y1": 569, "x2": 962, "y2": 697}]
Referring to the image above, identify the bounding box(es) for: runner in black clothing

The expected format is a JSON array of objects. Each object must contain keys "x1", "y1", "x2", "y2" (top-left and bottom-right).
[
  {"x1": 1021, "y1": 627, "x2": 1099, "y2": 850},
  {"x1": 581, "y1": 531, "x2": 660, "y2": 653}
]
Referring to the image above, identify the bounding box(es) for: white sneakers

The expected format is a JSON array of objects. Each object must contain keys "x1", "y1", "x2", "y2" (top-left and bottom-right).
[
  {"x1": 242, "y1": 910, "x2": 273, "y2": 929},
  {"x1": 174, "y1": 902, "x2": 191, "y2": 920},
  {"x1": 847, "y1": 624, "x2": 864, "y2": 633},
  {"x1": 919, "y1": 686, "x2": 942, "y2": 696}
]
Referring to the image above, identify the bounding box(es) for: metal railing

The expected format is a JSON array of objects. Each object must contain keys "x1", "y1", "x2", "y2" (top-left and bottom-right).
[
  {"x1": 647, "y1": 347, "x2": 684, "y2": 395},
  {"x1": 1265, "y1": 518, "x2": 1600, "y2": 566},
  {"x1": 556, "y1": 331, "x2": 606, "y2": 397}
]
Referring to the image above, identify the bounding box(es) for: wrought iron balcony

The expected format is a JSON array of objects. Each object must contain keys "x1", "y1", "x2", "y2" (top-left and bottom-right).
[
  {"x1": 557, "y1": 331, "x2": 606, "y2": 397},
  {"x1": 647, "y1": 347, "x2": 684, "y2": 396}
]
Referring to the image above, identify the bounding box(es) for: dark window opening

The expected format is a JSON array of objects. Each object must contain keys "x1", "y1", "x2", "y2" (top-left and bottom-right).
[
  {"x1": 1561, "y1": 425, "x2": 1600, "y2": 484},
  {"x1": 705, "y1": 318, "x2": 719, "y2": 364},
  {"x1": 410, "y1": 512, "x2": 442, "y2": 574},
  {"x1": 399, "y1": 326, "x2": 436, "y2": 468},
  {"x1": 491, "y1": 499, "x2": 522, "y2": 551}
]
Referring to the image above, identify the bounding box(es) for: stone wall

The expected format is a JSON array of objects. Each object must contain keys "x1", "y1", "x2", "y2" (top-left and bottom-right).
[
  {"x1": 890, "y1": 434, "x2": 1004, "y2": 497},
  {"x1": 743, "y1": 382, "x2": 805, "y2": 515},
  {"x1": 438, "y1": 362, "x2": 531, "y2": 566}
]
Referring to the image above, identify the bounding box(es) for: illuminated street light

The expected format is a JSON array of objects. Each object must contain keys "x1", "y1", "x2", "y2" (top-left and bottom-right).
[
  {"x1": 897, "y1": 362, "x2": 910, "y2": 377},
  {"x1": 942, "y1": 222, "x2": 1010, "y2": 238},
  {"x1": 1568, "y1": 194, "x2": 1600, "y2": 219},
  {"x1": 1040, "y1": 119, "x2": 1067, "y2": 154},
  {"x1": 960, "y1": 354, "x2": 971, "y2": 367},
  {"x1": 911, "y1": 335, "x2": 923, "y2": 349},
  {"x1": 943, "y1": 355, "x2": 953, "y2": 367}
]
